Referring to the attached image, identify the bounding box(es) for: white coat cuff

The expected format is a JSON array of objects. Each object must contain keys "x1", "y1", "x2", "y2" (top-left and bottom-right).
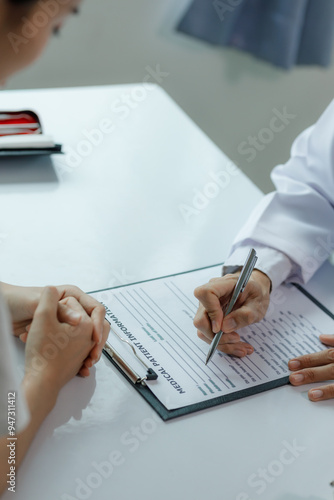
[{"x1": 223, "y1": 245, "x2": 293, "y2": 291}]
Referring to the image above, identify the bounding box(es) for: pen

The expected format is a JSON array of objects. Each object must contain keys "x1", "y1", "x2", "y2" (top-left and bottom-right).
[{"x1": 205, "y1": 248, "x2": 258, "y2": 365}]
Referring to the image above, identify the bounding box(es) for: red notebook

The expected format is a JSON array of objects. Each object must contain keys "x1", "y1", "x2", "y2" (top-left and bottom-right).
[{"x1": 0, "y1": 110, "x2": 62, "y2": 156}]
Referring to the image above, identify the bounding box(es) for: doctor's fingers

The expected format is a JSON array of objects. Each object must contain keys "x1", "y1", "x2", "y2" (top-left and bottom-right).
[
  {"x1": 308, "y1": 383, "x2": 334, "y2": 401},
  {"x1": 289, "y1": 361, "x2": 334, "y2": 386},
  {"x1": 289, "y1": 349, "x2": 334, "y2": 400},
  {"x1": 197, "y1": 329, "x2": 253, "y2": 357},
  {"x1": 289, "y1": 348, "x2": 334, "y2": 371},
  {"x1": 194, "y1": 276, "x2": 238, "y2": 334},
  {"x1": 221, "y1": 301, "x2": 267, "y2": 334},
  {"x1": 194, "y1": 305, "x2": 254, "y2": 356},
  {"x1": 319, "y1": 333, "x2": 334, "y2": 347},
  {"x1": 194, "y1": 304, "x2": 240, "y2": 343},
  {"x1": 289, "y1": 366, "x2": 334, "y2": 402}
]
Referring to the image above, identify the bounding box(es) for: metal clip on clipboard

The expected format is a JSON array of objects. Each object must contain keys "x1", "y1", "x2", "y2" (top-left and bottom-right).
[{"x1": 103, "y1": 325, "x2": 158, "y2": 386}]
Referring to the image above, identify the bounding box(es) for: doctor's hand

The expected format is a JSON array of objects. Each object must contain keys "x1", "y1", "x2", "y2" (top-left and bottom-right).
[
  {"x1": 193, "y1": 270, "x2": 271, "y2": 357},
  {"x1": 289, "y1": 334, "x2": 334, "y2": 401}
]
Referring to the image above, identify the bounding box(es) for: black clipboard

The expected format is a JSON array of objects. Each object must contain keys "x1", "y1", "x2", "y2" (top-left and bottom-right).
[
  {"x1": 89, "y1": 264, "x2": 334, "y2": 421},
  {"x1": 0, "y1": 145, "x2": 63, "y2": 156}
]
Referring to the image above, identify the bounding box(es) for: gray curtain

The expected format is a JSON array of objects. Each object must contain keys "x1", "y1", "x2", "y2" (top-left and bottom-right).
[{"x1": 177, "y1": 0, "x2": 334, "y2": 69}]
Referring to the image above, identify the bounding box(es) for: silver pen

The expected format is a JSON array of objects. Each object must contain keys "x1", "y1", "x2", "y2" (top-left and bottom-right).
[{"x1": 205, "y1": 248, "x2": 258, "y2": 365}]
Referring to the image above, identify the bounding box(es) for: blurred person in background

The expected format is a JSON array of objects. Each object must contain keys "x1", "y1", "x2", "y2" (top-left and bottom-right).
[{"x1": 0, "y1": 1, "x2": 109, "y2": 495}]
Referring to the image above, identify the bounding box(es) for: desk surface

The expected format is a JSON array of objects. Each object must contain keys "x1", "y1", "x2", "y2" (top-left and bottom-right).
[{"x1": 0, "y1": 86, "x2": 333, "y2": 500}]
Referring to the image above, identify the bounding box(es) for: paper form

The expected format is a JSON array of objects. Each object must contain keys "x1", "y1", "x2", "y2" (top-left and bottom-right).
[{"x1": 91, "y1": 265, "x2": 334, "y2": 410}]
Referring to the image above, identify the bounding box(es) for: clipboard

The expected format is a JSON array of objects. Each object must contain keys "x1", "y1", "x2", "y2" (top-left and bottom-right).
[
  {"x1": 103, "y1": 326, "x2": 158, "y2": 384},
  {"x1": 90, "y1": 264, "x2": 334, "y2": 421}
]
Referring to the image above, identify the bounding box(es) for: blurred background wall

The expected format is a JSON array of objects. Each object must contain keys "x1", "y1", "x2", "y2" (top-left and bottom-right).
[{"x1": 6, "y1": 0, "x2": 334, "y2": 193}]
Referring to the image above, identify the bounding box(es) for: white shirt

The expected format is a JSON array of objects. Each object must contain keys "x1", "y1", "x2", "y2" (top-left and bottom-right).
[
  {"x1": 223, "y1": 98, "x2": 334, "y2": 290},
  {"x1": 0, "y1": 292, "x2": 29, "y2": 436}
]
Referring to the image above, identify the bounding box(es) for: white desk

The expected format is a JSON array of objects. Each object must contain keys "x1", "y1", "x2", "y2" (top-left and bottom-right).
[{"x1": 0, "y1": 86, "x2": 333, "y2": 500}]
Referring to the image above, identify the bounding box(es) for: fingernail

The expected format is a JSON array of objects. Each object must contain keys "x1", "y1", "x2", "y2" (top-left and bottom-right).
[
  {"x1": 99, "y1": 327, "x2": 103, "y2": 344},
  {"x1": 246, "y1": 347, "x2": 253, "y2": 355},
  {"x1": 232, "y1": 349, "x2": 246, "y2": 357},
  {"x1": 290, "y1": 373, "x2": 304, "y2": 383},
  {"x1": 289, "y1": 360, "x2": 301, "y2": 370},
  {"x1": 319, "y1": 334, "x2": 334, "y2": 343},
  {"x1": 224, "y1": 319, "x2": 237, "y2": 332},
  {"x1": 212, "y1": 321, "x2": 219, "y2": 333},
  {"x1": 310, "y1": 389, "x2": 323, "y2": 400}
]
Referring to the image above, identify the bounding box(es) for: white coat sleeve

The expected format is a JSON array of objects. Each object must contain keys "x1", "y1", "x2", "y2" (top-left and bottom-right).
[{"x1": 224, "y1": 99, "x2": 334, "y2": 289}]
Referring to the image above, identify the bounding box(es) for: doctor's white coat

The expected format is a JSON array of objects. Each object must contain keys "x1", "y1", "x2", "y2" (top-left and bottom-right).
[{"x1": 224, "y1": 99, "x2": 334, "y2": 290}]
